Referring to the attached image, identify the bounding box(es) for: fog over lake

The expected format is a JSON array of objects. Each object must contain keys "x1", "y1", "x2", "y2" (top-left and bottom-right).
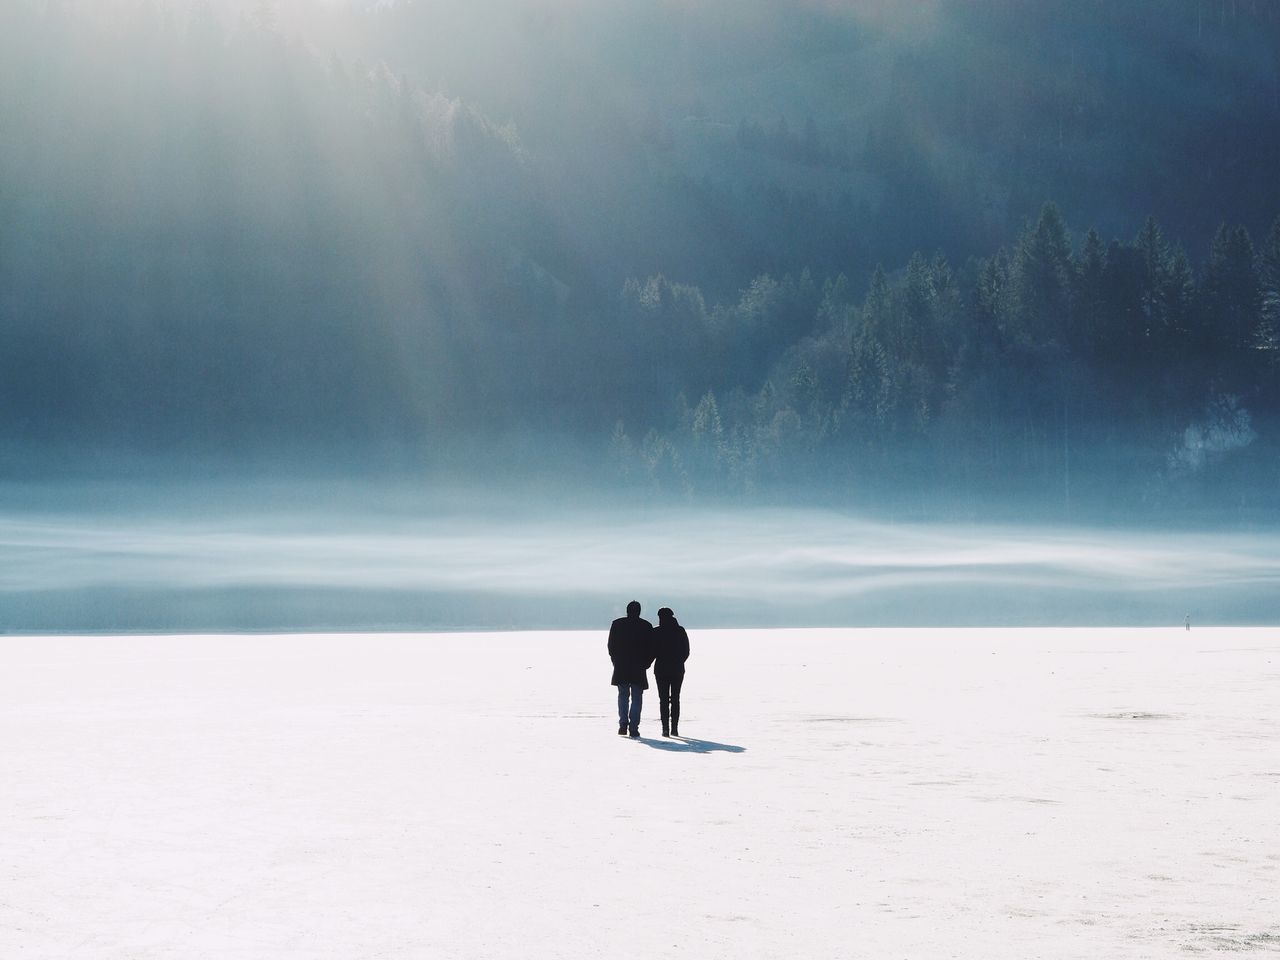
[{"x1": 3, "y1": 483, "x2": 1277, "y2": 632}]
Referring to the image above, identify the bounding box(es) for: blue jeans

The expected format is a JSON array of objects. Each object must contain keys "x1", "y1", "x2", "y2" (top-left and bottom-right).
[{"x1": 617, "y1": 684, "x2": 644, "y2": 733}]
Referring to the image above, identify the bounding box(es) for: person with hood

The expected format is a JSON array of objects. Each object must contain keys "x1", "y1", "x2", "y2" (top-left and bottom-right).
[
  {"x1": 608, "y1": 600, "x2": 654, "y2": 738},
  {"x1": 652, "y1": 606, "x2": 690, "y2": 738}
]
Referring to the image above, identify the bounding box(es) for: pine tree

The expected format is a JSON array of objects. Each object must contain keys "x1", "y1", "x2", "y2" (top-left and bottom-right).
[
  {"x1": 1097, "y1": 238, "x2": 1145, "y2": 370},
  {"x1": 1258, "y1": 216, "x2": 1280, "y2": 352},
  {"x1": 1013, "y1": 202, "x2": 1073, "y2": 346},
  {"x1": 682, "y1": 390, "x2": 725, "y2": 492},
  {"x1": 691, "y1": 390, "x2": 724, "y2": 447},
  {"x1": 1135, "y1": 216, "x2": 1171, "y2": 343},
  {"x1": 1073, "y1": 227, "x2": 1107, "y2": 355},
  {"x1": 900, "y1": 252, "x2": 935, "y2": 362},
  {"x1": 1203, "y1": 224, "x2": 1261, "y2": 348},
  {"x1": 861, "y1": 264, "x2": 892, "y2": 345},
  {"x1": 1164, "y1": 245, "x2": 1196, "y2": 349},
  {"x1": 973, "y1": 251, "x2": 1010, "y2": 350}
]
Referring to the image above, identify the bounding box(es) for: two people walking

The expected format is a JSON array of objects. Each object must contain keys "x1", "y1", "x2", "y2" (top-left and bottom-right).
[{"x1": 608, "y1": 601, "x2": 689, "y2": 739}]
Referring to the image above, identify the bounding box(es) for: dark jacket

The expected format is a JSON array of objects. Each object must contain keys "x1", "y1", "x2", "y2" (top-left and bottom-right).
[
  {"x1": 652, "y1": 620, "x2": 690, "y2": 679},
  {"x1": 608, "y1": 615, "x2": 654, "y2": 687}
]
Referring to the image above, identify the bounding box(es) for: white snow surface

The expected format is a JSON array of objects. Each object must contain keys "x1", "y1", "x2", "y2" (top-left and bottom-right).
[{"x1": 2, "y1": 627, "x2": 1277, "y2": 958}]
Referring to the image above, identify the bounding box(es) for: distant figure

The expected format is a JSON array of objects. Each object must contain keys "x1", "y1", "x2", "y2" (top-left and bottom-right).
[
  {"x1": 1185, "y1": 614, "x2": 1191, "y2": 631},
  {"x1": 608, "y1": 600, "x2": 654, "y2": 738},
  {"x1": 653, "y1": 607, "x2": 690, "y2": 738}
]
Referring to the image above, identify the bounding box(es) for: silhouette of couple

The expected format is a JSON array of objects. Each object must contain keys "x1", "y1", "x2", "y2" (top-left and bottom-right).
[{"x1": 608, "y1": 601, "x2": 689, "y2": 739}]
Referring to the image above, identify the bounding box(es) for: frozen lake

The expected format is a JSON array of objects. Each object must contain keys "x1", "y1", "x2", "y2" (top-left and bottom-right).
[
  {"x1": 2, "y1": 627, "x2": 1277, "y2": 958},
  {"x1": 6, "y1": 502, "x2": 1280, "y2": 630}
]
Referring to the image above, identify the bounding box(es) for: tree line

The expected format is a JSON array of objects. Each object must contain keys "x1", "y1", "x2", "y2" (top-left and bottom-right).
[{"x1": 604, "y1": 204, "x2": 1280, "y2": 514}]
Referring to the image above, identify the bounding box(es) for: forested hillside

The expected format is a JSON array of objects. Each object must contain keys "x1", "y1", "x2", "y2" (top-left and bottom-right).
[
  {"x1": 607, "y1": 206, "x2": 1280, "y2": 516},
  {"x1": 2, "y1": 0, "x2": 1279, "y2": 515}
]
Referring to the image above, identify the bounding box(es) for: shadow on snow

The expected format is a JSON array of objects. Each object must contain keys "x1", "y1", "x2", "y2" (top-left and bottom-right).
[{"x1": 636, "y1": 737, "x2": 746, "y2": 754}]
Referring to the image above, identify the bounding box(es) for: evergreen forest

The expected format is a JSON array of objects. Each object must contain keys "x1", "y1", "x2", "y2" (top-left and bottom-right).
[{"x1": 3, "y1": 0, "x2": 1280, "y2": 518}]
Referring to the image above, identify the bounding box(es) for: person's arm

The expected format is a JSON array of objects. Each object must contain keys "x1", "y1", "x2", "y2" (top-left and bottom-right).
[
  {"x1": 608, "y1": 622, "x2": 620, "y2": 662},
  {"x1": 644, "y1": 625, "x2": 657, "y2": 669},
  {"x1": 679, "y1": 626, "x2": 690, "y2": 663}
]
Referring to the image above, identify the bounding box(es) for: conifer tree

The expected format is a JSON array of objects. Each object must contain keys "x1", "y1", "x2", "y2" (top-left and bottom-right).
[
  {"x1": 1013, "y1": 202, "x2": 1073, "y2": 346},
  {"x1": 1201, "y1": 223, "x2": 1261, "y2": 353},
  {"x1": 1073, "y1": 227, "x2": 1107, "y2": 355},
  {"x1": 1258, "y1": 216, "x2": 1280, "y2": 352}
]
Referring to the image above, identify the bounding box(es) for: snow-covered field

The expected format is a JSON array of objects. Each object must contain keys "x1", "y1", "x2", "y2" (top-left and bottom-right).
[{"x1": 2, "y1": 627, "x2": 1277, "y2": 958}]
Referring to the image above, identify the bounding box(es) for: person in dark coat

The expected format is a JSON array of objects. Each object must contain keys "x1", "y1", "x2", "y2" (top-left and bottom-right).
[
  {"x1": 652, "y1": 606, "x2": 690, "y2": 737},
  {"x1": 608, "y1": 600, "x2": 654, "y2": 738}
]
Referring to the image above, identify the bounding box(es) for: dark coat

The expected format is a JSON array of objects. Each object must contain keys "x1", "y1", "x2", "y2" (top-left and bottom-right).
[
  {"x1": 652, "y1": 621, "x2": 690, "y2": 679},
  {"x1": 608, "y1": 615, "x2": 654, "y2": 687}
]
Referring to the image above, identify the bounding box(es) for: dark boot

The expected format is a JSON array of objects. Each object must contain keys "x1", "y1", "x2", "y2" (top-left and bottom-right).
[
  {"x1": 670, "y1": 720, "x2": 679, "y2": 737},
  {"x1": 618, "y1": 723, "x2": 627, "y2": 735},
  {"x1": 661, "y1": 721, "x2": 670, "y2": 737}
]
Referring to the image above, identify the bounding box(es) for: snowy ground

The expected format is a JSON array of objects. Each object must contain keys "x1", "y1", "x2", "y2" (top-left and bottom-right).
[{"x1": 2, "y1": 627, "x2": 1277, "y2": 958}]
